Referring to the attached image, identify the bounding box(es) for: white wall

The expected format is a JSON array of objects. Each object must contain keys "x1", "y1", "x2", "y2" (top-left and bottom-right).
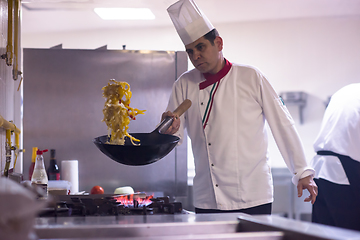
[{"x1": 22, "y1": 15, "x2": 360, "y2": 169}]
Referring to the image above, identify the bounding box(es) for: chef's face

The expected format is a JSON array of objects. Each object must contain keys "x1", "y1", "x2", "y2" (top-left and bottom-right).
[{"x1": 185, "y1": 36, "x2": 224, "y2": 75}]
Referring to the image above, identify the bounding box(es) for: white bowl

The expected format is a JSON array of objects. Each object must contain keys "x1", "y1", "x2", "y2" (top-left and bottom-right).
[{"x1": 114, "y1": 186, "x2": 134, "y2": 195}]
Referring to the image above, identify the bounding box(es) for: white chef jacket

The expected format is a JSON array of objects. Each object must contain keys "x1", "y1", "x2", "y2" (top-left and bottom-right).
[
  {"x1": 311, "y1": 83, "x2": 360, "y2": 185},
  {"x1": 166, "y1": 62, "x2": 314, "y2": 210}
]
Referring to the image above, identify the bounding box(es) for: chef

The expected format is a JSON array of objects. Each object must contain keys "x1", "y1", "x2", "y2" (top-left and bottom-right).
[
  {"x1": 162, "y1": 0, "x2": 318, "y2": 214},
  {"x1": 310, "y1": 83, "x2": 360, "y2": 231}
]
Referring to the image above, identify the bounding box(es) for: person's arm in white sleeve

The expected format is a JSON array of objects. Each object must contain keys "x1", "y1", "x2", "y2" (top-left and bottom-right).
[{"x1": 259, "y1": 74, "x2": 318, "y2": 204}]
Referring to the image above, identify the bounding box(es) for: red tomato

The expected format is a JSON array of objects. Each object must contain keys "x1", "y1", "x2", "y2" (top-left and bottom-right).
[{"x1": 90, "y1": 185, "x2": 104, "y2": 194}]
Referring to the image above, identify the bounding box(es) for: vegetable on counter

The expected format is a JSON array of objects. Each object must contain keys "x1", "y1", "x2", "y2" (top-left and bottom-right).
[{"x1": 90, "y1": 185, "x2": 104, "y2": 194}]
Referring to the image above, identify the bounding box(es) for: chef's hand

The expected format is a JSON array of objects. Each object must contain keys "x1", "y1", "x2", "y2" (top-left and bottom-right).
[
  {"x1": 297, "y1": 175, "x2": 318, "y2": 204},
  {"x1": 161, "y1": 111, "x2": 180, "y2": 134}
]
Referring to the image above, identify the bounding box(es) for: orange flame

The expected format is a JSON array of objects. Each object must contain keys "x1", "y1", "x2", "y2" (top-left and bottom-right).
[{"x1": 113, "y1": 194, "x2": 154, "y2": 207}]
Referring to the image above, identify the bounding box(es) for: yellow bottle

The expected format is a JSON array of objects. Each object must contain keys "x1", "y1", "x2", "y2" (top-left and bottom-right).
[{"x1": 28, "y1": 147, "x2": 38, "y2": 180}]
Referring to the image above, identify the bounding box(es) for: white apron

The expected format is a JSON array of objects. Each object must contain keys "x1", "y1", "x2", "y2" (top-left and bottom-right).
[{"x1": 311, "y1": 83, "x2": 360, "y2": 185}]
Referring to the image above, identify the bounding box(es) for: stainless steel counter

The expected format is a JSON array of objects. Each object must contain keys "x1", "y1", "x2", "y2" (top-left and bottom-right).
[{"x1": 34, "y1": 213, "x2": 360, "y2": 240}]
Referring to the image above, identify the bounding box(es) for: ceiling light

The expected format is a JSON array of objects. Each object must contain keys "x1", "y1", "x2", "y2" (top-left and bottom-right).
[{"x1": 94, "y1": 8, "x2": 155, "y2": 20}]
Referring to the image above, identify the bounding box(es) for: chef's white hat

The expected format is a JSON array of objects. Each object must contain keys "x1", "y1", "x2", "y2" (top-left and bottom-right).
[{"x1": 167, "y1": 0, "x2": 214, "y2": 45}]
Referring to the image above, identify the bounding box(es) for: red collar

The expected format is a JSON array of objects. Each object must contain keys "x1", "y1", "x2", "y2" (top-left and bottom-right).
[{"x1": 199, "y1": 59, "x2": 232, "y2": 90}]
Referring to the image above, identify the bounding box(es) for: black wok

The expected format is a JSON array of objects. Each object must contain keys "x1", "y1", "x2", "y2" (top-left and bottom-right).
[{"x1": 93, "y1": 99, "x2": 192, "y2": 166}]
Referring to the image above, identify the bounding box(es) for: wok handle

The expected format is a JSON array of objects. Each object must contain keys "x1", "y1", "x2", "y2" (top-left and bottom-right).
[
  {"x1": 157, "y1": 99, "x2": 192, "y2": 134},
  {"x1": 173, "y1": 99, "x2": 192, "y2": 117}
]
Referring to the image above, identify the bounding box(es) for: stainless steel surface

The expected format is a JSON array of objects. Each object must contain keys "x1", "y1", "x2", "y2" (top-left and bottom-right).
[
  {"x1": 23, "y1": 48, "x2": 188, "y2": 198},
  {"x1": 34, "y1": 213, "x2": 360, "y2": 240},
  {"x1": 272, "y1": 168, "x2": 294, "y2": 218},
  {"x1": 237, "y1": 214, "x2": 360, "y2": 240},
  {"x1": 34, "y1": 213, "x2": 276, "y2": 239},
  {"x1": 36, "y1": 233, "x2": 284, "y2": 240}
]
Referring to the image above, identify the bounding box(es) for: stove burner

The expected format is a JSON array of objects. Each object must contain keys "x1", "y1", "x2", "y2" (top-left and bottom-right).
[
  {"x1": 38, "y1": 195, "x2": 182, "y2": 217},
  {"x1": 129, "y1": 206, "x2": 154, "y2": 215}
]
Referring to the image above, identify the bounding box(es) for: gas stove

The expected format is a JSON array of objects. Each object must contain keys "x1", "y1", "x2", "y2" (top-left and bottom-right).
[
  {"x1": 39, "y1": 194, "x2": 183, "y2": 217},
  {"x1": 34, "y1": 195, "x2": 360, "y2": 240}
]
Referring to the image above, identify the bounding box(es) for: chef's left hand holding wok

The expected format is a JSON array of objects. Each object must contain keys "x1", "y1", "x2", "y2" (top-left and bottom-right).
[
  {"x1": 297, "y1": 175, "x2": 318, "y2": 204},
  {"x1": 161, "y1": 111, "x2": 181, "y2": 134}
]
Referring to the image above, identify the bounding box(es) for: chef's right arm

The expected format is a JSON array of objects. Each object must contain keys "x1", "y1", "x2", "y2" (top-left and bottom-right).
[
  {"x1": 161, "y1": 111, "x2": 180, "y2": 134},
  {"x1": 162, "y1": 77, "x2": 187, "y2": 142}
]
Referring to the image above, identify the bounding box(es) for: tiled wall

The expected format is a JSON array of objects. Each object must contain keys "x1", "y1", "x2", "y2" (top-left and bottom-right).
[{"x1": 0, "y1": 0, "x2": 20, "y2": 174}]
